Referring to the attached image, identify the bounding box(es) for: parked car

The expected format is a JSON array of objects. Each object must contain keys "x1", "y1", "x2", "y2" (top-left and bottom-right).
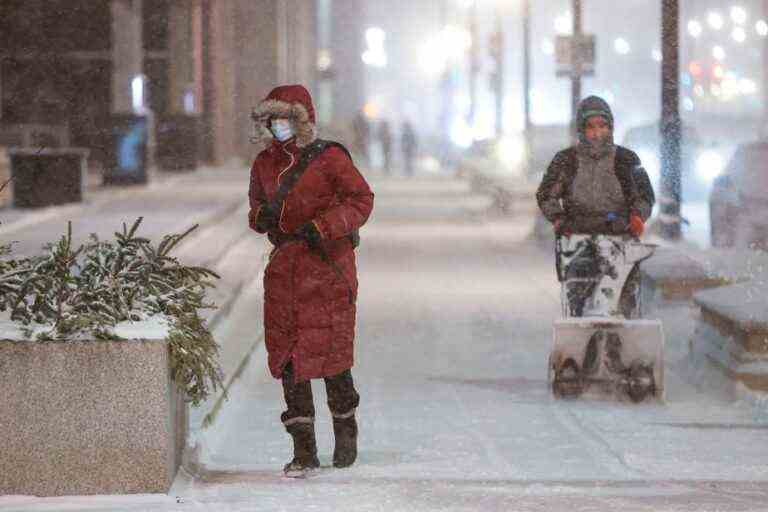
[{"x1": 709, "y1": 140, "x2": 768, "y2": 249}]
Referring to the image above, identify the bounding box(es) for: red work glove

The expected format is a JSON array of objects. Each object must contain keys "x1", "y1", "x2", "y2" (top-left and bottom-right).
[
  {"x1": 554, "y1": 218, "x2": 572, "y2": 237},
  {"x1": 628, "y1": 213, "x2": 645, "y2": 238}
]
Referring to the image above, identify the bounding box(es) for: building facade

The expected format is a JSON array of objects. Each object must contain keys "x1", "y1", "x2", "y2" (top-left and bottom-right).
[{"x1": 0, "y1": 0, "x2": 327, "y2": 167}]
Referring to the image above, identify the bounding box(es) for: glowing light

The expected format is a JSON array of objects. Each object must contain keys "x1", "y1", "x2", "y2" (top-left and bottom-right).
[
  {"x1": 697, "y1": 150, "x2": 726, "y2": 182},
  {"x1": 757, "y1": 20, "x2": 768, "y2": 37},
  {"x1": 708, "y1": 12, "x2": 724, "y2": 30},
  {"x1": 450, "y1": 117, "x2": 474, "y2": 148},
  {"x1": 366, "y1": 27, "x2": 386, "y2": 48},
  {"x1": 317, "y1": 50, "x2": 332, "y2": 71},
  {"x1": 652, "y1": 49, "x2": 662, "y2": 62},
  {"x1": 693, "y1": 84, "x2": 705, "y2": 97},
  {"x1": 362, "y1": 51, "x2": 387, "y2": 68},
  {"x1": 712, "y1": 65, "x2": 725, "y2": 79},
  {"x1": 683, "y1": 97, "x2": 695, "y2": 112},
  {"x1": 419, "y1": 26, "x2": 472, "y2": 75},
  {"x1": 721, "y1": 77, "x2": 740, "y2": 99},
  {"x1": 614, "y1": 38, "x2": 631, "y2": 55},
  {"x1": 732, "y1": 27, "x2": 747, "y2": 43},
  {"x1": 731, "y1": 6, "x2": 748, "y2": 25},
  {"x1": 740, "y1": 78, "x2": 758, "y2": 95},
  {"x1": 542, "y1": 39, "x2": 555, "y2": 56},
  {"x1": 688, "y1": 19, "x2": 703, "y2": 38},
  {"x1": 496, "y1": 135, "x2": 527, "y2": 171},
  {"x1": 183, "y1": 91, "x2": 195, "y2": 114},
  {"x1": 363, "y1": 27, "x2": 387, "y2": 68},
  {"x1": 688, "y1": 61, "x2": 703, "y2": 77},
  {"x1": 131, "y1": 75, "x2": 145, "y2": 114},
  {"x1": 712, "y1": 45, "x2": 726, "y2": 61},
  {"x1": 363, "y1": 102, "x2": 379, "y2": 119},
  {"x1": 554, "y1": 13, "x2": 572, "y2": 35}
]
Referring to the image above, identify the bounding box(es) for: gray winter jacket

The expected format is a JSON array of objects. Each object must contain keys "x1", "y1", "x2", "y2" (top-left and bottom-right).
[{"x1": 536, "y1": 96, "x2": 655, "y2": 234}]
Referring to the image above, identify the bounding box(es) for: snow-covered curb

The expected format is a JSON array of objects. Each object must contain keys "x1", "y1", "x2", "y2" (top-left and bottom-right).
[{"x1": 0, "y1": 315, "x2": 171, "y2": 342}]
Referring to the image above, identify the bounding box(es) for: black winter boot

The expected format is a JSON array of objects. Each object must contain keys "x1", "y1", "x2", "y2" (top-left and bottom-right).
[
  {"x1": 332, "y1": 414, "x2": 358, "y2": 468},
  {"x1": 284, "y1": 422, "x2": 320, "y2": 477}
]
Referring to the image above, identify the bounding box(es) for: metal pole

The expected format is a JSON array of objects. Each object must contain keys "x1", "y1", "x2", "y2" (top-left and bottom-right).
[
  {"x1": 660, "y1": 0, "x2": 682, "y2": 240},
  {"x1": 522, "y1": 0, "x2": 531, "y2": 164},
  {"x1": 570, "y1": 0, "x2": 583, "y2": 143}
]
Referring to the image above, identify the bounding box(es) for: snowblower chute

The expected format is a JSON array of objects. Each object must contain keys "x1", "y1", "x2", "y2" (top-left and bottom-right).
[{"x1": 548, "y1": 234, "x2": 665, "y2": 402}]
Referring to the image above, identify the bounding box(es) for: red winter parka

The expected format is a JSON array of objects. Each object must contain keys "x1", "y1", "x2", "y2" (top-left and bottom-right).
[{"x1": 249, "y1": 85, "x2": 374, "y2": 383}]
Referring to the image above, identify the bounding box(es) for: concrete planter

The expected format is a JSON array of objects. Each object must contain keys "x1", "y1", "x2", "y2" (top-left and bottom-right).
[
  {"x1": 8, "y1": 148, "x2": 88, "y2": 208},
  {"x1": 640, "y1": 247, "x2": 728, "y2": 306},
  {"x1": 691, "y1": 283, "x2": 768, "y2": 393},
  {"x1": 0, "y1": 335, "x2": 187, "y2": 497}
]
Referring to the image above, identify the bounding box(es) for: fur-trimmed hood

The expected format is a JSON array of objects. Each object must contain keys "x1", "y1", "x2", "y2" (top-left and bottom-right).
[{"x1": 251, "y1": 84, "x2": 317, "y2": 151}]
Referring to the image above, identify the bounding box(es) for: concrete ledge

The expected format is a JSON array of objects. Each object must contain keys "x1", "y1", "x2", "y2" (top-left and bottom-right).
[
  {"x1": 641, "y1": 247, "x2": 729, "y2": 302},
  {"x1": 0, "y1": 338, "x2": 187, "y2": 497},
  {"x1": 691, "y1": 282, "x2": 768, "y2": 393}
]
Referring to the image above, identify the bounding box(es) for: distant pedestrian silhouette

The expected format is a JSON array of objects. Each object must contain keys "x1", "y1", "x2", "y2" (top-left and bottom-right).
[
  {"x1": 401, "y1": 121, "x2": 418, "y2": 177},
  {"x1": 379, "y1": 120, "x2": 392, "y2": 175}
]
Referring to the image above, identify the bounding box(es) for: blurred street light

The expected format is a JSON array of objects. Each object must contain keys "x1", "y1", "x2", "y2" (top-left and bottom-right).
[
  {"x1": 362, "y1": 27, "x2": 387, "y2": 68},
  {"x1": 756, "y1": 20, "x2": 768, "y2": 36},
  {"x1": 687, "y1": 19, "x2": 703, "y2": 38},
  {"x1": 730, "y1": 6, "x2": 748, "y2": 25},
  {"x1": 614, "y1": 38, "x2": 631, "y2": 55},
  {"x1": 708, "y1": 11, "x2": 724, "y2": 30},
  {"x1": 732, "y1": 26, "x2": 747, "y2": 43},
  {"x1": 419, "y1": 26, "x2": 472, "y2": 75},
  {"x1": 713, "y1": 45, "x2": 726, "y2": 61}
]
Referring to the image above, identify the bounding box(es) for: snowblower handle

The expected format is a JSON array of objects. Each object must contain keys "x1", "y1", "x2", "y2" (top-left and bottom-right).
[{"x1": 555, "y1": 236, "x2": 565, "y2": 283}]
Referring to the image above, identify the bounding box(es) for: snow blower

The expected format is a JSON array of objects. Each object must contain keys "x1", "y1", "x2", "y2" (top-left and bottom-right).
[{"x1": 548, "y1": 234, "x2": 665, "y2": 402}]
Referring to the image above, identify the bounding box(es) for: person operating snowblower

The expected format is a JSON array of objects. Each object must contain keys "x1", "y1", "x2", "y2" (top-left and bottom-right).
[{"x1": 537, "y1": 96, "x2": 663, "y2": 402}]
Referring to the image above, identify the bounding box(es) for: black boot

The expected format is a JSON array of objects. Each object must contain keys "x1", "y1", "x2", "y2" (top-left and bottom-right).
[
  {"x1": 332, "y1": 414, "x2": 358, "y2": 468},
  {"x1": 284, "y1": 422, "x2": 320, "y2": 477}
]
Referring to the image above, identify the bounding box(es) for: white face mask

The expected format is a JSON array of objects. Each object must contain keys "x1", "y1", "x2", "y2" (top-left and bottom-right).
[{"x1": 270, "y1": 119, "x2": 295, "y2": 142}]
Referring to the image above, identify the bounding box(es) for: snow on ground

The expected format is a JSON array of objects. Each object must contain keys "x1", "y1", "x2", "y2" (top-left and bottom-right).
[{"x1": 3, "y1": 176, "x2": 767, "y2": 511}]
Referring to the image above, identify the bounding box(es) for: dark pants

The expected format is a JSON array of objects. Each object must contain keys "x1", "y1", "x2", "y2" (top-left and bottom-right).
[{"x1": 280, "y1": 363, "x2": 360, "y2": 427}]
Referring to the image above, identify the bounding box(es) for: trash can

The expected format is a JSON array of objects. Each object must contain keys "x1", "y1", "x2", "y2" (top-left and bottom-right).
[
  {"x1": 9, "y1": 148, "x2": 88, "y2": 208},
  {"x1": 103, "y1": 114, "x2": 149, "y2": 185},
  {"x1": 156, "y1": 114, "x2": 199, "y2": 172}
]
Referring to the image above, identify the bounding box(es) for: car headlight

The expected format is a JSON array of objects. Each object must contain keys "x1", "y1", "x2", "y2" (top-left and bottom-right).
[{"x1": 696, "y1": 150, "x2": 725, "y2": 183}]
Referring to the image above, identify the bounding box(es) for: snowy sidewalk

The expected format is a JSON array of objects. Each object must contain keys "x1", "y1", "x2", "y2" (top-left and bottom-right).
[{"x1": 4, "y1": 175, "x2": 768, "y2": 511}]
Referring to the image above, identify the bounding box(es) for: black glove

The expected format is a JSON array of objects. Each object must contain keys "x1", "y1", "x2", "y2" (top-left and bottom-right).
[
  {"x1": 299, "y1": 222, "x2": 323, "y2": 251},
  {"x1": 254, "y1": 205, "x2": 278, "y2": 232}
]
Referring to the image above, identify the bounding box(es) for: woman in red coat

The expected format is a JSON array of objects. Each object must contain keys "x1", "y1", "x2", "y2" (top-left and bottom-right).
[{"x1": 248, "y1": 84, "x2": 374, "y2": 477}]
